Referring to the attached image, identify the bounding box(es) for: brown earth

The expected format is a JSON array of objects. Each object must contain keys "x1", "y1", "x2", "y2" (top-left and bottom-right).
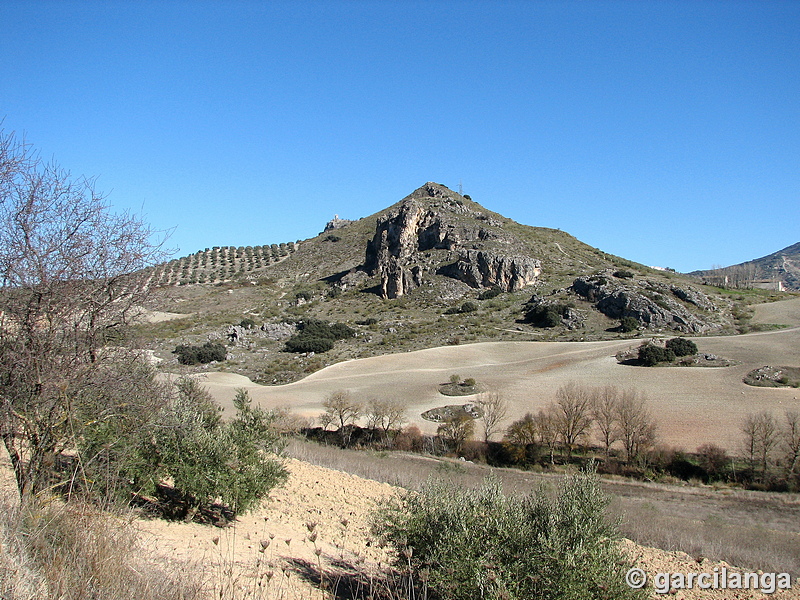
[
  {"x1": 135, "y1": 458, "x2": 798, "y2": 599},
  {"x1": 197, "y1": 297, "x2": 800, "y2": 453}
]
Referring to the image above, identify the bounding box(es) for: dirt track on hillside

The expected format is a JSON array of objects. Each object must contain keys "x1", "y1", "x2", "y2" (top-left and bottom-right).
[{"x1": 198, "y1": 297, "x2": 800, "y2": 452}]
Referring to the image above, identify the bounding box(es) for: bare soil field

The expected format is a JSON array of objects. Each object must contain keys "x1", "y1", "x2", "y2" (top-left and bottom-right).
[
  {"x1": 136, "y1": 455, "x2": 799, "y2": 599},
  {"x1": 199, "y1": 297, "x2": 800, "y2": 452}
]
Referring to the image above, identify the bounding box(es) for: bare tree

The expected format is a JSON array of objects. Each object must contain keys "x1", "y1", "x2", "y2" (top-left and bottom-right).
[
  {"x1": 318, "y1": 411, "x2": 335, "y2": 431},
  {"x1": 366, "y1": 398, "x2": 406, "y2": 444},
  {"x1": 782, "y1": 411, "x2": 800, "y2": 477},
  {"x1": 615, "y1": 389, "x2": 657, "y2": 465},
  {"x1": 477, "y1": 391, "x2": 508, "y2": 443},
  {"x1": 535, "y1": 406, "x2": 560, "y2": 465},
  {"x1": 592, "y1": 386, "x2": 619, "y2": 458},
  {"x1": 322, "y1": 390, "x2": 362, "y2": 445},
  {"x1": 0, "y1": 129, "x2": 169, "y2": 499},
  {"x1": 740, "y1": 411, "x2": 777, "y2": 479},
  {"x1": 554, "y1": 382, "x2": 594, "y2": 459}
]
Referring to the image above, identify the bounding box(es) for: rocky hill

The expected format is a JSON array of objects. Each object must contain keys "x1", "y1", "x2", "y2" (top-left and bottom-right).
[
  {"x1": 137, "y1": 183, "x2": 756, "y2": 384},
  {"x1": 691, "y1": 241, "x2": 800, "y2": 292}
]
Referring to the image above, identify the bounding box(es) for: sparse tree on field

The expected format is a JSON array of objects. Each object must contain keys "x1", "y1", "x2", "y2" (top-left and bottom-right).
[
  {"x1": 505, "y1": 412, "x2": 538, "y2": 446},
  {"x1": 477, "y1": 391, "x2": 508, "y2": 443},
  {"x1": 554, "y1": 382, "x2": 594, "y2": 459},
  {"x1": 592, "y1": 386, "x2": 620, "y2": 457},
  {"x1": 535, "y1": 406, "x2": 560, "y2": 465},
  {"x1": 0, "y1": 129, "x2": 169, "y2": 500},
  {"x1": 741, "y1": 411, "x2": 778, "y2": 479},
  {"x1": 696, "y1": 443, "x2": 729, "y2": 481},
  {"x1": 322, "y1": 390, "x2": 362, "y2": 430},
  {"x1": 782, "y1": 411, "x2": 800, "y2": 477},
  {"x1": 366, "y1": 398, "x2": 406, "y2": 443},
  {"x1": 437, "y1": 415, "x2": 474, "y2": 455},
  {"x1": 318, "y1": 411, "x2": 335, "y2": 431},
  {"x1": 615, "y1": 389, "x2": 657, "y2": 464},
  {"x1": 322, "y1": 390, "x2": 362, "y2": 445}
]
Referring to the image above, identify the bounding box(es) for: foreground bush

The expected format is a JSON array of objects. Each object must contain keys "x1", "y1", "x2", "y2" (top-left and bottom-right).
[
  {"x1": 373, "y1": 466, "x2": 645, "y2": 600},
  {"x1": 81, "y1": 380, "x2": 288, "y2": 519}
]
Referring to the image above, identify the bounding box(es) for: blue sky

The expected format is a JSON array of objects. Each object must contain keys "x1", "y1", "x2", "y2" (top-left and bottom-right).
[{"x1": 1, "y1": 1, "x2": 797, "y2": 273}]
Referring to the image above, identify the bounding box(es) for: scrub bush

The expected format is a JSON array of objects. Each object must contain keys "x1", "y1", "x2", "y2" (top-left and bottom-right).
[
  {"x1": 373, "y1": 465, "x2": 645, "y2": 600},
  {"x1": 665, "y1": 337, "x2": 698, "y2": 357}
]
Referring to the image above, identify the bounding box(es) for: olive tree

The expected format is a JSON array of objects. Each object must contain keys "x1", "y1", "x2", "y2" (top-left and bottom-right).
[{"x1": 0, "y1": 129, "x2": 169, "y2": 500}]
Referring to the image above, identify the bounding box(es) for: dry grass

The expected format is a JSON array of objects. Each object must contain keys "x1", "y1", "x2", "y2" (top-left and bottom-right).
[{"x1": 1, "y1": 495, "x2": 203, "y2": 600}]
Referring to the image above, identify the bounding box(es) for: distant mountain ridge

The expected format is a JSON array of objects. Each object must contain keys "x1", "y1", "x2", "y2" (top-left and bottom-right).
[{"x1": 691, "y1": 242, "x2": 800, "y2": 292}]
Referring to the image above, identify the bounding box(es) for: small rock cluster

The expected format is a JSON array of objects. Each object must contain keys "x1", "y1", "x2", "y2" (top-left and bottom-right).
[{"x1": 571, "y1": 273, "x2": 723, "y2": 333}]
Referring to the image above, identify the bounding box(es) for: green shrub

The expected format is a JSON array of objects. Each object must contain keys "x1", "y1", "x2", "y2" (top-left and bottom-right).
[
  {"x1": 638, "y1": 344, "x2": 676, "y2": 366},
  {"x1": 620, "y1": 316, "x2": 639, "y2": 332},
  {"x1": 172, "y1": 342, "x2": 227, "y2": 365},
  {"x1": 284, "y1": 319, "x2": 354, "y2": 353},
  {"x1": 284, "y1": 335, "x2": 334, "y2": 353},
  {"x1": 373, "y1": 466, "x2": 644, "y2": 600},
  {"x1": 525, "y1": 304, "x2": 566, "y2": 327},
  {"x1": 445, "y1": 301, "x2": 479, "y2": 315},
  {"x1": 239, "y1": 318, "x2": 257, "y2": 329},
  {"x1": 460, "y1": 301, "x2": 478, "y2": 313},
  {"x1": 613, "y1": 269, "x2": 635, "y2": 279},
  {"x1": 80, "y1": 381, "x2": 287, "y2": 518},
  {"x1": 478, "y1": 287, "x2": 502, "y2": 300},
  {"x1": 665, "y1": 337, "x2": 698, "y2": 357}
]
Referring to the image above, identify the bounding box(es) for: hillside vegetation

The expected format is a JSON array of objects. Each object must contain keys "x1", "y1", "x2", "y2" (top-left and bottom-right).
[{"x1": 134, "y1": 183, "x2": 788, "y2": 386}]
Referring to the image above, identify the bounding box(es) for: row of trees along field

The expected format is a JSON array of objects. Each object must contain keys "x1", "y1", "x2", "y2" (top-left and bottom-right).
[
  {"x1": 145, "y1": 242, "x2": 297, "y2": 286},
  {"x1": 309, "y1": 384, "x2": 658, "y2": 467},
  {"x1": 310, "y1": 383, "x2": 800, "y2": 491}
]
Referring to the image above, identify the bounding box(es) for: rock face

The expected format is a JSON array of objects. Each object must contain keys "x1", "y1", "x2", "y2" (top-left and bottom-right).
[
  {"x1": 363, "y1": 183, "x2": 541, "y2": 298},
  {"x1": 444, "y1": 250, "x2": 541, "y2": 292},
  {"x1": 572, "y1": 274, "x2": 721, "y2": 333}
]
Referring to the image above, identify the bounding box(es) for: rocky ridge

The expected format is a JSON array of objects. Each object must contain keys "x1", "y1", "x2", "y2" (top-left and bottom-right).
[
  {"x1": 692, "y1": 241, "x2": 800, "y2": 292},
  {"x1": 363, "y1": 182, "x2": 541, "y2": 298}
]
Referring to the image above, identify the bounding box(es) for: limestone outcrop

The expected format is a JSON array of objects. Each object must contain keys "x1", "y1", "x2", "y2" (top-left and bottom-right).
[
  {"x1": 443, "y1": 250, "x2": 541, "y2": 292},
  {"x1": 363, "y1": 183, "x2": 541, "y2": 298},
  {"x1": 571, "y1": 274, "x2": 721, "y2": 333}
]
